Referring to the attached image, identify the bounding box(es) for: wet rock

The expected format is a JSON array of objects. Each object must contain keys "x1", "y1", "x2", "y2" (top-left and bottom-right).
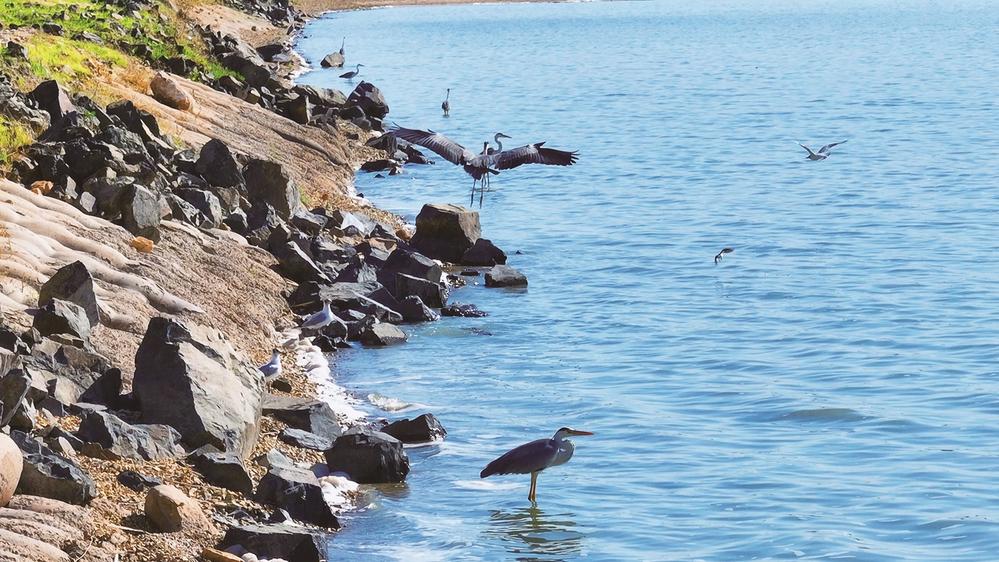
[
  {"x1": 254, "y1": 464, "x2": 339, "y2": 528},
  {"x1": 38, "y1": 262, "x2": 100, "y2": 327},
  {"x1": 262, "y1": 394, "x2": 342, "y2": 440},
  {"x1": 440, "y1": 303, "x2": 488, "y2": 318},
  {"x1": 460, "y1": 268, "x2": 480, "y2": 276},
  {"x1": 379, "y1": 248, "x2": 444, "y2": 293},
  {"x1": 359, "y1": 323, "x2": 408, "y2": 347},
  {"x1": 461, "y1": 238, "x2": 507, "y2": 266},
  {"x1": 278, "y1": 428, "x2": 332, "y2": 451},
  {"x1": 0, "y1": 433, "x2": 22, "y2": 506},
  {"x1": 382, "y1": 413, "x2": 447, "y2": 444},
  {"x1": 27, "y1": 80, "x2": 76, "y2": 123},
  {"x1": 76, "y1": 410, "x2": 184, "y2": 461},
  {"x1": 133, "y1": 317, "x2": 264, "y2": 459},
  {"x1": 410, "y1": 203, "x2": 481, "y2": 263},
  {"x1": 187, "y1": 446, "x2": 253, "y2": 495},
  {"x1": 324, "y1": 428, "x2": 409, "y2": 483},
  {"x1": 9, "y1": 430, "x2": 96, "y2": 505},
  {"x1": 150, "y1": 71, "x2": 194, "y2": 111},
  {"x1": 219, "y1": 522, "x2": 327, "y2": 562},
  {"x1": 394, "y1": 273, "x2": 447, "y2": 308},
  {"x1": 397, "y1": 295, "x2": 439, "y2": 323},
  {"x1": 116, "y1": 469, "x2": 161, "y2": 492},
  {"x1": 485, "y1": 265, "x2": 528, "y2": 288},
  {"x1": 346, "y1": 81, "x2": 389, "y2": 119},
  {"x1": 320, "y1": 52, "x2": 344, "y2": 68},
  {"x1": 120, "y1": 184, "x2": 162, "y2": 241},
  {"x1": 360, "y1": 159, "x2": 400, "y2": 173},
  {"x1": 244, "y1": 159, "x2": 300, "y2": 220},
  {"x1": 145, "y1": 484, "x2": 211, "y2": 533},
  {"x1": 196, "y1": 139, "x2": 244, "y2": 188},
  {"x1": 33, "y1": 299, "x2": 91, "y2": 341}
]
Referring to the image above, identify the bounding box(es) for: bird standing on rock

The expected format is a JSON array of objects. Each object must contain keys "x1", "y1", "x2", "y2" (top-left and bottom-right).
[
  {"x1": 442, "y1": 88, "x2": 451, "y2": 117},
  {"x1": 798, "y1": 140, "x2": 847, "y2": 160},
  {"x1": 339, "y1": 37, "x2": 345, "y2": 57},
  {"x1": 300, "y1": 301, "x2": 336, "y2": 330},
  {"x1": 340, "y1": 63, "x2": 364, "y2": 80},
  {"x1": 259, "y1": 349, "x2": 281, "y2": 379},
  {"x1": 480, "y1": 427, "x2": 594, "y2": 503}
]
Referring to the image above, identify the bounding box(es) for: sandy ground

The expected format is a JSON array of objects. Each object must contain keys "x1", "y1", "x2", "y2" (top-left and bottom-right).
[{"x1": 184, "y1": 3, "x2": 288, "y2": 47}]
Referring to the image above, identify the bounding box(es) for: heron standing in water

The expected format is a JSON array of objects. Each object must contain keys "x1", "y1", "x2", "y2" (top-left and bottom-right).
[
  {"x1": 442, "y1": 88, "x2": 451, "y2": 117},
  {"x1": 340, "y1": 63, "x2": 364, "y2": 80},
  {"x1": 339, "y1": 37, "x2": 345, "y2": 57},
  {"x1": 480, "y1": 427, "x2": 594, "y2": 503}
]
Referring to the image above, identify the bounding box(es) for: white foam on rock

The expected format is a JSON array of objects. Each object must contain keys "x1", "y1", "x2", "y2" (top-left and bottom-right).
[
  {"x1": 319, "y1": 474, "x2": 360, "y2": 510},
  {"x1": 291, "y1": 336, "x2": 365, "y2": 425}
]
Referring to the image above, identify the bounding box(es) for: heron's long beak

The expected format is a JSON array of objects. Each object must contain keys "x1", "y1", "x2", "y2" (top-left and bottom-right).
[{"x1": 568, "y1": 429, "x2": 594, "y2": 436}]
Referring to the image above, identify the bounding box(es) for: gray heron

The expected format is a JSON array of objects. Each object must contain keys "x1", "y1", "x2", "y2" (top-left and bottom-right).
[
  {"x1": 714, "y1": 247, "x2": 734, "y2": 264},
  {"x1": 442, "y1": 88, "x2": 451, "y2": 117},
  {"x1": 340, "y1": 63, "x2": 364, "y2": 80},
  {"x1": 480, "y1": 427, "x2": 594, "y2": 503},
  {"x1": 339, "y1": 37, "x2": 345, "y2": 57},
  {"x1": 390, "y1": 125, "x2": 578, "y2": 206},
  {"x1": 259, "y1": 349, "x2": 281, "y2": 379},
  {"x1": 799, "y1": 140, "x2": 847, "y2": 160}
]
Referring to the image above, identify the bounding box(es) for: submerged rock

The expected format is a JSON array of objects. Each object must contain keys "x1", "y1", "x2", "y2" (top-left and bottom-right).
[
  {"x1": 461, "y1": 238, "x2": 507, "y2": 266},
  {"x1": 440, "y1": 303, "x2": 488, "y2": 318},
  {"x1": 485, "y1": 265, "x2": 528, "y2": 288},
  {"x1": 382, "y1": 413, "x2": 447, "y2": 444}
]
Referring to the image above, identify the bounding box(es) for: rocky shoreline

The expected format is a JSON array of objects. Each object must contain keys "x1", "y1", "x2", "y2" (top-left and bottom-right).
[{"x1": 0, "y1": 0, "x2": 525, "y2": 560}]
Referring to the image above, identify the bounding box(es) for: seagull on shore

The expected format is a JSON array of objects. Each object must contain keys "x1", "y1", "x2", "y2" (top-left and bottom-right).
[
  {"x1": 442, "y1": 88, "x2": 451, "y2": 117},
  {"x1": 259, "y1": 350, "x2": 281, "y2": 379},
  {"x1": 340, "y1": 63, "x2": 364, "y2": 80},
  {"x1": 714, "y1": 247, "x2": 734, "y2": 264},
  {"x1": 300, "y1": 301, "x2": 336, "y2": 330},
  {"x1": 798, "y1": 140, "x2": 847, "y2": 160}
]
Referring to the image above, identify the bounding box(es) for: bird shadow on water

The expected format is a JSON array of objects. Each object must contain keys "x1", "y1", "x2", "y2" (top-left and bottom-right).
[{"x1": 484, "y1": 506, "x2": 584, "y2": 561}]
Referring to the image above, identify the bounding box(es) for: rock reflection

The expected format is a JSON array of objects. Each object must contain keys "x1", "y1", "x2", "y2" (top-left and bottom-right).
[{"x1": 486, "y1": 506, "x2": 584, "y2": 561}]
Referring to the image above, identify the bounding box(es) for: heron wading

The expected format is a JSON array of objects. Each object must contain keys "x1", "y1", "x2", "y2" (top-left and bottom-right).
[{"x1": 480, "y1": 427, "x2": 593, "y2": 503}]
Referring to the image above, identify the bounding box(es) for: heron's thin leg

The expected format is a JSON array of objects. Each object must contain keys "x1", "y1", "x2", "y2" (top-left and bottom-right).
[
  {"x1": 470, "y1": 178, "x2": 477, "y2": 206},
  {"x1": 529, "y1": 471, "x2": 538, "y2": 503}
]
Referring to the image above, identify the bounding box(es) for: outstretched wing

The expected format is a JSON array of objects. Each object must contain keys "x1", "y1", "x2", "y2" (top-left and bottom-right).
[
  {"x1": 818, "y1": 140, "x2": 847, "y2": 154},
  {"x1": 798, "y1": 143, "x2": 817, "y2": 156},
  {"x1": 390, "y1": 126, "x2": 474, "y2": 165},
  {"x1": 480, "y1": 438, "x2": 558, "y2": 477},
  {"x1": 491, "y1": 142, "x2": 579, "y2": 171}
]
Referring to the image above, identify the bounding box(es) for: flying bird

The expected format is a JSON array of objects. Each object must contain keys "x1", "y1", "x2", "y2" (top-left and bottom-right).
[
  {"x1": 340, "y1": 63, "x2": 364, "y2": 80},
  {"x1": 714, "y1": 247, "x2": 734, "y2": 264},
  {"x1": 390, "y1": 126, "x2": 578, "y2": 206},
  {"x1": 799, "y1": 140, "x2": 847, "y2": 160},
  {"x1": 300, "y1": 301, "x2": 337, "y2": 331},
  {"x1": 442, "y1": 88, "x2": 451, "y2": 117},
  {"x1": 480, "y1": 427, "x2": 593, "y2": 503},
  {"x1": 259, "y1": 349, "x2": 281, "y2": 379}
]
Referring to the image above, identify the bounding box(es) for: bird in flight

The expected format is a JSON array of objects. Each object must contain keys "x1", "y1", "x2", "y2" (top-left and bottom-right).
[
  {"x1": 798, "y1": 140, "x2": 847, "y2": 160},
  {"x1": 480, "y1": 427, "x2": 593, "y2": 503},
  {"x1": 714, "y1": 247, "x2": 734, "y2": 264}
]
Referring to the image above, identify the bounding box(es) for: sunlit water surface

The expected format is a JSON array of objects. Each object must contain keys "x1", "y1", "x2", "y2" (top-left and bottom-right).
[{"x1": 296, "y1": 1, "x2": 999, "y2": 559}]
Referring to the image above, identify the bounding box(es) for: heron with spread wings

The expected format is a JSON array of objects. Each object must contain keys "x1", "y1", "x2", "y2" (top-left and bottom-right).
[{"x1": 390, "y1": 125, "x2": 579, "y2": 206}]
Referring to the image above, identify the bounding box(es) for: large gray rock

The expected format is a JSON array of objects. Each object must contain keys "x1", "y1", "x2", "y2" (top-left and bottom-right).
[
  {"x1": 395, "y1": 273, "x2": 447, "y2": 308},
  {"x1": 378, "y1": 248, "x2": 444, "y2": 294},
  {"x1": 254, "y1": 464, "x2": 339, "y2": 528},
  {"x1": 0, "y1": 367, "x2": 30, "y2": 428},
  {"x1": 76, "y1": 410, "x2": 184, "y2": 461},
  {"x1": 22, "y1": 339, "x2": 119, "y2": 407},
  {"x1": 133, "y1": 317, "x2": 264, "y2": 459},
  {"x1": 261, "y1": 394, "x2": 342, "y2": 440},
  {"x1": 9, "y1": 431, "x2": 96, "y2": 505},
  {"x1": 382, "y1": 413, "x2": 447, "y2": 444},
  {"x1": 485, "y1": 265, "x2": 529, "y2": 288},
  {"x1": 195, "y1": 139, "x2": 244, "y2": 188},
  {"x1": 274, "y1": 242, "x2": 331, "y2": 285},
  {"x1": 320, "y1": 52, "x2": 344, "y2": 68},
  {"x1": 32, "y1": 299, "x2": 91, "y2": 341},
  {"x1": 346, "y1": 81, "x2": 389, "y2": 120},
  {"x1": 28, "y1": 80, "x2": 76, "y2": 122},
  {"x1": 220, "y1": 522, "x2": 327, "y2": 562},
  {"x1": 278, "y1": 428, "x2": 331, "y2": 451},
  {"x1": 244, "y1": 159, "x2": 301, "y2": 220},
  {"x1": 397, "y1": 295, "x2": 438, "y2": 323},
  {"x1": 324, "y1": 428, "x2": 409, "y2": 483},
  {"x1": 461, "y1": 238, "x2": 507, "y2": 266},
  {"x1": 37, "y1": 261, "x2": 100, "y2": 327},
  {"x1": 359, "y1": 322, "x2": 408, "y2": 347},
  {"x1": 187, "y1": 446, "x2": 253, "y2": 495},
  {"x1": 410, "y1": 204, "x2": 481, "y2": 263},
  {"x1": 120, "y1": 184, "x2": 161, "y2": 242}
]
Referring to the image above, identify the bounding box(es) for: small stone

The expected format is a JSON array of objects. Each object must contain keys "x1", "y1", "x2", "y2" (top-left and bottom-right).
[
  {"x1": 144, "y1": 484, "x2": 211, "y2": 533},
  {"x1": 484, "y1": 265, "x2": 528, "y2": 288}
]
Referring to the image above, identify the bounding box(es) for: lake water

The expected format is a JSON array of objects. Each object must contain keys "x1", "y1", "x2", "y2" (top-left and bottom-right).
[{"x1": 295, "y1": 1, "x2": 999, "y2": 559}]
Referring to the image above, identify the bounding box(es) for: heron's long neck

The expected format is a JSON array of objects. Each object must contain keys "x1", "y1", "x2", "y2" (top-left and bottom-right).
[
  {"x1": 445, "y1": 89, "x2": 450, "y2": 101},
  {"x1": 493, "y1": 134, "x2": 503, "y2": 153}
]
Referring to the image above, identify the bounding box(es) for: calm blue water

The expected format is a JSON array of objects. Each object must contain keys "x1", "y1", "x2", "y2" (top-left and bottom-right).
[{"x1": 296, "y1": 1, "x2": 999, "y2": 559}]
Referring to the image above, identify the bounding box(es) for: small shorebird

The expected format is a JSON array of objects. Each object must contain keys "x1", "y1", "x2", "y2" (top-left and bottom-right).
[
  {"x1": 300, "y1": 301, "x2": 336, "y2": 330},
  {"x1": 340, "y1": 63, "x2": 364, "y2": 80},
  {"x1": 480, "y1": 427, "x2": 594, "y2": 503},
  {"x1": 259, "y1": 349, "x2": 281, "y2": 379},
  {"x1": 714, "y1": 247, "x2": 734, "y2": 264},
  {"x1": 442, "y1": 88, "x2": 451, "y2": 117},
  {"x1": 798, "y1": 140, "x2": 847, "y2": 160}
]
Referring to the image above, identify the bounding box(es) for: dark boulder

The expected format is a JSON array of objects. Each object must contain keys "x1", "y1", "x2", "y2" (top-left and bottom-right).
[
  {"x1": 382, "y1": 413, "x2": 447, "y2": 444},
  {"x1": 244, "y1": 159, "x2": 300, "y2": 220},
  {"x1": 410, "y1": 204, "x2": 481, "y2": 263},
  {"x1": 0, "y1": 366, "x2": 30, "y2": 427},
  {"x1": 175, "y1": 188, "x2": 224, "y2": 228},
  {"x1": 274, "y1": 242, "x2": 331, "y2": 285},
  {"x1": 28, "y1": 80, "x2": 76, "y2": 121},
  {"x1": 277, "y1": 94, "x2": 311, "y2": 125},
  {"x1": 20, "y1": 339, "x2": 118, "y2": 407},
  {"x1": 440, "y1": 303, "x2": 488, "y2": 318},
  {"x1": 397, "y1": 295, "x2": 439, "y2": 323},
  {"x1": 324, "y1": 428, "x2": 409, "y2": 483},
  {"x1": 378, "y1": 248, "x2": 443, "y2": 294},
  {"x1": 254, "y1": 464, "x2": 339, "y2": 528},
  {"x1": 38, "y1": 262, "x2": 100, "y2": 328},
  {"x1": 76, "y1": 410, "x2": 184, "y2": 461},
  {"x1": 359, "y1": 322, "x2": 408, "y2": 347},
  {"x1": 346, "y1": 81, "x2": 389, "y2": 120},
  {"x1": 120, "y1": 184, "x2": 161, "y2": 241},
  {"x1": 117, "y1": 469, "x2": 162, "y2": 492},
  {"x1": 256, "y1": 43, "x2": 287, "y2": 62},
  {"x1": 219, "y1": 522, "x2": 327, "y2": 562},
  {"x1": 485, "y1": 265, "x2": 528, "y2": 288},
  {"x1": 278, "y1": 428, "x2": 332, "y2": 451},
  {"x1": 394, "y1": 273, "x2": 447, "y2": 308},
  {"x1": 9, "y1": 430, "x2": 97, "y2": 505},
  {"x1": 461, "y1": 238, "x2": 507, "y2": 266},
  {"x1": 32, "y1": 299, "x2": 91, "y2": 340},
  {"x1": 290, "y1": 209, "x2": 327, "y2": 235},
  {"x1": 293, "y1": 84, "x2": 347, "y2": 108},
  {"x1": 195, "y1": 139, "x2": 244, "y2": 188},
  {"x1": 262, "y1": 394, "x2": 342, "y2": 440},
  {"x1": 222, "y1": 51, "x2": 272, "y2": 88},
  {"x1": 133, "y1": 317, "x2": 264, "y2": 459},
  {"x1": 188, "y1": 446, "x2": 253, "y2": 494}
]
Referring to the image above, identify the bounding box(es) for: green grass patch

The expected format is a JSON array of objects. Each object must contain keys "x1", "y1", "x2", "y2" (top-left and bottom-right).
[{"x1": 0, "y1": 115, "x2": 33, "y2": 173}]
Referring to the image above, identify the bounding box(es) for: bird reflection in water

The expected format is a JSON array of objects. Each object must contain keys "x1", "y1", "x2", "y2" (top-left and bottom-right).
[{"x1": 486, "y1": 506, "x2": 584, "y2": 561}]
